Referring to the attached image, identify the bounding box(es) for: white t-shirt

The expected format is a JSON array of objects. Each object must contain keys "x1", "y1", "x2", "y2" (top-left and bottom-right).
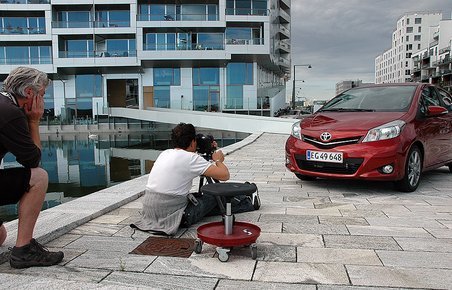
[{"x1": 146, "y1": 149, "x2": 212, "y2": 196}]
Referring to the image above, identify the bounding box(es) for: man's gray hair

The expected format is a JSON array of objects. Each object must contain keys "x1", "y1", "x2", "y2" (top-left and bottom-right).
[{"x1": 3, "y1": 66, "x2": 50, "y2": 99}]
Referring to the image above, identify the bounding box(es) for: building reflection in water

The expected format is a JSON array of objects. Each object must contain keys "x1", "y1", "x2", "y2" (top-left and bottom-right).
[{"x1": 0, "y1": 130, "x2": 248, "y2": 221}]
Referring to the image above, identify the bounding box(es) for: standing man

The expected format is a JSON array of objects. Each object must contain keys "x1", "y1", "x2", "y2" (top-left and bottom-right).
[{"x1": 0, "y1": 67, "x2": 64, "y2": 268}]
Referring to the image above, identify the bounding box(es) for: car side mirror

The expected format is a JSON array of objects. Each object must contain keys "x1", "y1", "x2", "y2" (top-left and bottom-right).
[{"x1": 427, "y1": 105, "x2": 448, "y2": 117}]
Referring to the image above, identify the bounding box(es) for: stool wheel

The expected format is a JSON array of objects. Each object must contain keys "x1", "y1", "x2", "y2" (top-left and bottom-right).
[
  {"x1": 194, "y1": 238, "x2": 203, "y2": 254},
  {"x1": 216, "y1": 247, "x2": 230, "y2": 262},
  {"x1": 250, "y1": 243, "x2": 257, "y2": 260}
]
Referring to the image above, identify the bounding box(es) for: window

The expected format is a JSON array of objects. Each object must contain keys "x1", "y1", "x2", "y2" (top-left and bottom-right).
[
  {"x1": 414, "y1": 35, "x2": 421, "y2": 41},
  {"x1": 406, "y1": 44, "x2": 412, "y2": 51},
  {"x1": 153, "y1": 86, "x2": 170, "y2": 108},
  {"x1": 418, "y1": 44, "x2": 421, "y2": 50},
  {"x1": 415, "y1": 17, "x2": 421, "y2": 24},
  {"x1": 406, "y1": 35, "x2": 409, "y2": 42},
  {"x1": 438, "y1": 89, "x2": 452, "y2": 109},
  {"x1": 192, "y1": 68, "x2": 219, "y2": 111},
  {"x1": 406, "y1": 18, "x2": 410, "y2": 25},
  {"x1": 227, "y1": 63, "x2": 253, "y2": 85},
  {"x1": 418, "y1": 27, "x2": 421, "y2": 33},
  {"x1": 153, "y1": 68, "x2": 180, "y2": 85},
  {"x1": 74, "y1": 75, "x2": 101, "y2": 118},
  {"x1": 406, "y1": 27, "x2": 413, "y2": 33}
]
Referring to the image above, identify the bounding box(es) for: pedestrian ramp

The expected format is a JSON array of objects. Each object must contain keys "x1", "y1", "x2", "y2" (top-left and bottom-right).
[{"x1": 109, "y1": 107, "x2": 296, "y2": 134}]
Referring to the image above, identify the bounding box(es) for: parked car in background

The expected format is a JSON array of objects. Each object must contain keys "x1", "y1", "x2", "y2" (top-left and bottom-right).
[
  {"x1": 285, "y1": 83, "x2": 452, "y2": 192},
  {"x1": 279, "y1": 109, "x2": 311, "y2": 119}
]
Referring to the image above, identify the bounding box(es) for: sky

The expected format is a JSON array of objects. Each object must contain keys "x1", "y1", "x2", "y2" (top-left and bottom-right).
[{"x1": 289, "y1": 0, "x2": 452, "y2": 102}]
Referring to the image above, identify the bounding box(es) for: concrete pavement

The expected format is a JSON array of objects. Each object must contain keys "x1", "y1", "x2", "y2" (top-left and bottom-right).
[{"x1": 1, "y1": 133, "x2": 452, "y2": 289}]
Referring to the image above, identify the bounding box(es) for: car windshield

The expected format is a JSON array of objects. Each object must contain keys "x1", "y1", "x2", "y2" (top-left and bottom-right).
[{"x1": 320, "y1": 86, "x2": 416, "y2": 112}]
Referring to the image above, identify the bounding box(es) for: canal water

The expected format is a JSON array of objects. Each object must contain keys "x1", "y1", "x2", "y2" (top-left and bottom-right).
[{"x1": 0, "y1": 129, "x2": 248, "y2": 222}]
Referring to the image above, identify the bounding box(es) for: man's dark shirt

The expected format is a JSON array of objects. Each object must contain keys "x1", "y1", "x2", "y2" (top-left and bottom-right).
[{"x1": 0, "y1": 92, "x2": 41, "y2": 168}]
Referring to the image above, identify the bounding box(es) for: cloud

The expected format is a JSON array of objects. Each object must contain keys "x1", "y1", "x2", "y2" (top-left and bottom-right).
[{"x1": 290, "y1": 0, "x2": 452, "y2": 100}]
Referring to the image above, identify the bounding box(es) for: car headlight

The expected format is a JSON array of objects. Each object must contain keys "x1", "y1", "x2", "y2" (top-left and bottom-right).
[
  {"x1": 362, "y1": 120, "x2": 405, "y2": 143},
  {"x1": 291, "y1": 121, "x2": 302, "y2": 139}
]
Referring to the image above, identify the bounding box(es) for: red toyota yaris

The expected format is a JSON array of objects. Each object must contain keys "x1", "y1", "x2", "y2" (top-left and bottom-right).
[{"x1": 285, "y1": 83, "x2": 452, "y2": 192}]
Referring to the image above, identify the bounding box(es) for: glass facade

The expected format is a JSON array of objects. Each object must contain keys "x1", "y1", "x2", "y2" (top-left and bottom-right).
[
  {"x1": 153, "y1": 68, "x2": 181, "y2": 108},
  {"x1": 55, "y1": 11, "x2": 91, "y2": 28},
  {"x1": 226, "y1": 63, "x2": 253, "y2": 109},
  {"x1": 193, "y1": 68, "x2": 220, "y2": 111},
  {"x1": 139, "y1": 4, "x2": 218, "y2": 21},
  {"x1": 0, "y1": 45, "x2": 51, "y2": 65},
  {"x1": 0, "y1": 16, "x2": 45, "y2": 34},
  {"x1": 63, "y1": 75, "x2": 102, "y2": 121},
  {"x1": 226, "y1": 0, "x2": 267, "y2": 16},
  {"x1": 144, "y1": 32, "x2": 224, "y2": 51},
  {"x1": 95, "y1": 10, "x2": 130, "y2": 27}
]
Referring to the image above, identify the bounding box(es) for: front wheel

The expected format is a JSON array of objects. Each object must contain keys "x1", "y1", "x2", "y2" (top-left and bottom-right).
[{"x1": 394, "y1": 145, "x2": 422, "y2": 192}]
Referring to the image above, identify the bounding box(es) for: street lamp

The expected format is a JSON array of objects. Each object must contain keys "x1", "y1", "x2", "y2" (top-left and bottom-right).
[{"x1": 291, "y1": 64, "x2": 311, "y2": 109}]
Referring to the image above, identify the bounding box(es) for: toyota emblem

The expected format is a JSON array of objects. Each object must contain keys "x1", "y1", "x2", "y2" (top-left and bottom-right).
[{"x1": 320, "y1": 132, "x2": 332, "y2": 142}]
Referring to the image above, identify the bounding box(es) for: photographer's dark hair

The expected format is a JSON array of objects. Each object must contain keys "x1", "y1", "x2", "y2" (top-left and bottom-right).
[{"x1": 171, "y1": 123, "x2": 196, "y2": 149}]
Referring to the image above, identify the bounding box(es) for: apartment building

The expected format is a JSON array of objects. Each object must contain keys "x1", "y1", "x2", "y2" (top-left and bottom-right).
[
  {"x1": 375, "y1": 12, "x2": 443, "y2": 84},
  {"x1": 0, "y1": 0, "x2": 291, "y2": 121},
  {"x1": 411, "y1": 18, "x2": 452, "y2": 93},
  {"x1": 335, "y1": 79, "x2": 373, "y2": 95}
]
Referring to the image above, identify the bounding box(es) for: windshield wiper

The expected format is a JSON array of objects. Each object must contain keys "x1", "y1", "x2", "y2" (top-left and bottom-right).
[{"x1": 318, "y1": 108, "x2": 375, "y2": 112}]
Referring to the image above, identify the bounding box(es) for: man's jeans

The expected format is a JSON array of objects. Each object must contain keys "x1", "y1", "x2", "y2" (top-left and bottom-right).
[{"x1": 181, "y1": 193, "x2": 254, "y2": 227}]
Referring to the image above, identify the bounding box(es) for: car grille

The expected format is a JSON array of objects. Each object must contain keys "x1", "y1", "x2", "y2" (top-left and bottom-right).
[
  {"x1": 295, "y1": 155, "x2": 364, "y2": 174},
  {"x1": 302, "y1": 135, "x2": 361, "y2": 149}
]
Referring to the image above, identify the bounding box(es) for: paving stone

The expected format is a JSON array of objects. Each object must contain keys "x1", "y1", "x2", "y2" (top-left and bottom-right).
[
  {"x1": 425, "y1": 227, "x2": 452, "y2": 238},
  {"x1": 253, "y1": 261, "x2": 349, "y2": 285},
  {"x1": 63, "y1": 235, "x2": 147, "y2": 253},
  {"x1": 258, "y1": 232, "x2": 323, "y2": 247},
  {"x1": 347, "y1": 225, "x2": 432, "y2": 238},
  {"x1": 313, "y1": 202, "x2": 356, "y2": 210},
  {"x1": 365, "y1": 217, "x2": 446, "y2": 228},
  {"x1": 394, "y1": 237, "x2": 452, "y2": 252},
  {"x1": 324, "y1": 235, "x2": 401, "y2": 250},
  {"x1": 319, "y1": 216, "x2": 369, "y2": 226},
  {"x1": 347, "y1": 264, "x2": 452, "y2": 289},
  {"x1": 437, "y1": 219, "x2": 452, "y2": 228},
  {"x1": 376, "y1": 250, "x2": 452, "y2": 269},
  {"x1": 286, "y1": 208, "x2": 342, "y2": 216},
  {"x1": 259, "y1": 214, "x2": 319, "y2": 224},
  {"x1": 252, "y1": 244, "x2": 296, "y2": 262},
  {"x1": 340, "y1": 209, "x2": 387, "y2": 218},
  {"x1": 145, "y1": 255, "x2": 256, "y2": 279},
  {"x1": 0, "y1": 273, "x2": 139, "y2": 290},
  {"x1": 90, "y1": 214, "x2": 130, "y2": 224},
  {"x1": 44, "y1": 234, "x2": 82, "y2": 248},
  {"x1": 102, "y1": 270, "x2": 218, "y2": 289},
  {"x1": 318, "y1": 286, "x2": 408, "y2": 290},
  {"x1": 216, "y1": 279, "x2": 316, "y2": 290},
  {"x1": 68, "y1": 222, "x2": 125, "y2": 236},
  {"x1": 297, "y1": 248, "x2": 382, "y2": 265},
  {"x1": 283, "y1": 223, "x2": 349, "y2": 235},
  {"x1": 66, "y1": 249, "x2": 156, "y2": 271}
]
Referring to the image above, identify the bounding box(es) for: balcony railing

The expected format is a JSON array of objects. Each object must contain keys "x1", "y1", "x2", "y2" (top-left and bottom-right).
[
  {"x1": 144, "y1": 42, "x2": 224, "y2": 51},
  {"x1": 58, "y1": 50, "x2": 136, "y2": 58},
  {"x1": 52, "y1": 20, "x2": 130, "y2": 28},
  {"x1": 225, "y1": 38, "x2": 263, "y2": 45},
  {"x1": 138, "y1": 13, "x2": 218, "y2": 21},
  {"x1": 225, "y1": 8, "x2": 269, "y2": 16},
  {"x1": 0, "y1": 57, "x2": 52, "y2": 65},
  {"x1": 0, "y1": 26, "x2": 45, "y2": 34},
  {"x1": 0, "y1": 0, "x2": 49, "y2": 3}
]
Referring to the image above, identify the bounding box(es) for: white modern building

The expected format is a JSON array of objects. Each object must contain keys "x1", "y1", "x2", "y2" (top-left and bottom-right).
[
  {"x1": 335, "y1": 79, "x2": 373, "y2": 95},
  {"x1": 0, "y1": 0, "x2": 291, "y2": 122},
  {"x1": 375, "y1": 12, "x2": 444, "y2": 84},
  {"x1": 411, "y1": 18, "x2": 452, "y2": 93}
]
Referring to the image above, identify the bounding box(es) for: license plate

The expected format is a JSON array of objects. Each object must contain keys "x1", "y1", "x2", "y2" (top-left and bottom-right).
[{"x1": 306, "y1": 150, "x2": 343, "y2": 163}]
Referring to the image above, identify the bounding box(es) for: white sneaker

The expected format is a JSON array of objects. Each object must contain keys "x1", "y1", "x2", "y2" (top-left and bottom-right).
[{"x1": 252, "y1": 190, "x2": 261, "y2": 210}]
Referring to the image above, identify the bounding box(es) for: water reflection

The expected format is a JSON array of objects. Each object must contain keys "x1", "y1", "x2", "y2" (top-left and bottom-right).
[{"x1": 0, "y1": 130, "x2": 247, "y2": 221}]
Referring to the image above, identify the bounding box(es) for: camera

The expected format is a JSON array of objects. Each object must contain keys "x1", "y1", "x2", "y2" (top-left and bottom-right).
[{"x1": 196, "y1": 134, "x2": 215, "y2": 159}]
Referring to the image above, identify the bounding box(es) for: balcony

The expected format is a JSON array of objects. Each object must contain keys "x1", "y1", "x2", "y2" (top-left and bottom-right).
[
  {"x1": 0, "y1": 56, "x2": 51, "y2": 65},
  {"x1": 439, "y1": 47, "x2": 451, "y2": 55},
  {"x1": 276, "y1": 41, "x2": 290, "y2": 53},
  {"x1": 144, "y1": 42, "x2": 225, "y2": 51},
  {"x1": 225, "y1": 38, "x2": 263, "y2": 45},
  {"x1": 225, "y1": 8, "x2": 269, "y2": 16},
  {"x1": 278, "y1": 9, "x2": 290, "y2": 23},
  {"x1": 58, "y1": 50, "x2": 137, "y2": 58},
  {"x1": 279, "y1": 25, "x2": 290, "y2": 39},
  {"x1": 138, "y1": 13, "x2": 218, "y2": 22},
  {"x1": 0, "y1": 26, "x2": 45, "y2": 34},
  {"x1": 0, "y1": 0, "x2": 49, "y2": 3}
]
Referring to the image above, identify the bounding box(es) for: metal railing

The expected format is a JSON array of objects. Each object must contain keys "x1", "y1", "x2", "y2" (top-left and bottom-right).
[
  {"x1": 138, "y1": 13, "x2": 219, "y2": 21},
  {"x1": 225, "y1": 8, "x2": 269, "y2": 16},
  {"x1": 58, "y1": 50, "x2": 136, "y2": 58},
  {"x1": 0, "y1": 57, "x2": 52, "y2": 65},
  {"x1": 225, "y1": 38, "x2": 263, "y2": 45},
  {"x1": 144, "y1": 42, "x2": 224, "y2": 51},
  {"x1": 0, "y1": 0, "x2": 49, "y2": 3},
  {"x1": 52, "y1": 20, "x2": 130, "y2": 29},
  {"x1": 0, "y1": 26, "x2": 45, "y2": 34}
]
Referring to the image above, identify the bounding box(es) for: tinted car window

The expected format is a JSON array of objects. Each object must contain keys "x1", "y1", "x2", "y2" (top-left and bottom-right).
[
  {"x1": 419, "y1": 87, "x2": 442, "y2": 115},
  {"x1": 321, "y1": 86, "x2": 416, "y2": 112},
  {"x1": 438, "y1": 88, "x2": 452, "y2": 110}
]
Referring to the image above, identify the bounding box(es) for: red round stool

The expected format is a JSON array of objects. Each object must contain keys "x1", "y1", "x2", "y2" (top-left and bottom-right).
[{"x1": 194, "y1": 182, "x2": 261, "y2": 262}]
